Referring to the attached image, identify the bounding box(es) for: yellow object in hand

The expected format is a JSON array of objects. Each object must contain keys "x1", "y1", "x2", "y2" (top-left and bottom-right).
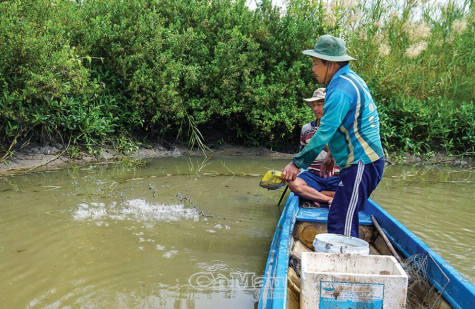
[{"x1": 259, "y1": 170, "x2": 285, "y2": 190}]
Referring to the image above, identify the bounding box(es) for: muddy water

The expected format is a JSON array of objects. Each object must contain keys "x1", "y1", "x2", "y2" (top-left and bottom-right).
[
  {"x1": 371, "y1": 163, "x2": 474, "y2": 284},
  {"x1": 0, "y1": 156, "x2": 473, "y2": 308}
]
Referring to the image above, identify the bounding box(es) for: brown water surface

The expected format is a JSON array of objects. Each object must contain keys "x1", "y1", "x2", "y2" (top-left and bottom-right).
[
  {"x1": 0, "y1": 156, "x2": 473, "y2": 308},
  {"x1": 371, "y1": 163, "x2": 474, "y2": 285}
]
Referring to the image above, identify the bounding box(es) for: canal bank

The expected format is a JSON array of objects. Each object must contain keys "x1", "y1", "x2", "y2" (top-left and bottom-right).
[{"x1": 1, "y1": 142, "x2": 473, "y2": 176}]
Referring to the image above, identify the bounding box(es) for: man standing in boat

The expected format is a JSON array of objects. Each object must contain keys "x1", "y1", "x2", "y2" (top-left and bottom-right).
[
  {"x1": 287, "y1": 87, "x2": 340, "y2": 207},
  {"x1": 281, "y1": 35, "x2": 385, "y2": 238}
]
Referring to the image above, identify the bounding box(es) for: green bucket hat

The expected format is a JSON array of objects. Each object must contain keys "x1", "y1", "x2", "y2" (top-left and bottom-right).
[{"x1": 303, "y1": 35, "x2": 356, "y2": 61}]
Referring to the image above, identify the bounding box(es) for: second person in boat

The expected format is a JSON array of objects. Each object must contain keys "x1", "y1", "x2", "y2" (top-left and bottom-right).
[{"x1": 287, "y1": 87, "x2": 339, "y2": 208}]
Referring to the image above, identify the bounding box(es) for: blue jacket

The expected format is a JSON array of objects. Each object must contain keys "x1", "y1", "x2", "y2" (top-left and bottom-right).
[{"x1": 293, "y1": 64, "x2": 384, "y2": 169}]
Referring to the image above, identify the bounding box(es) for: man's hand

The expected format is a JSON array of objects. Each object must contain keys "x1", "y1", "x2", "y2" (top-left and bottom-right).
[
  {"x1": 313, "y1": 197, "x2": 333, "y2": 207},
  {"x1": 281, "y1": 162, "x2": 299, "y2": 183},
  {"x1": 320, "y1": 153, "x2": 335, "y2": 178}
]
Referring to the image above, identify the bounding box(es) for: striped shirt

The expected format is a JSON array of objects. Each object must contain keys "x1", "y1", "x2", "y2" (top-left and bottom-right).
[
  {"x1": 300, "y1": 119, "x2": 340, "y2": 175},
  {"x1": 293, "y1": 64, "x2": 384, "y2": 169}
]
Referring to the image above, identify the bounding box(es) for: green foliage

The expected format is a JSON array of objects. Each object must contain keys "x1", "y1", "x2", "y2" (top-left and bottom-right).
[
  {"x1": 379, "y1": 97, "x2": 475, "y2": 155},
  {"x1": 0, "y1": 0, "x2": 117, "y2": 151},
  {"x1": 0, "y1": 0, "x2": 473, "y2": 158}
]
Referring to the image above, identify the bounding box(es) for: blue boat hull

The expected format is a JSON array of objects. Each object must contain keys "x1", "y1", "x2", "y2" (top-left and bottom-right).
[{"x1": 258, "y1": 192, "x2": 475, "y2": 309}]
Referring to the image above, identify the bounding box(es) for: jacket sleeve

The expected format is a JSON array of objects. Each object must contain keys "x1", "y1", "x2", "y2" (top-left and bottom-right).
[{"x1": 292, "y1": 91, "x2": 351, "y2": 169}]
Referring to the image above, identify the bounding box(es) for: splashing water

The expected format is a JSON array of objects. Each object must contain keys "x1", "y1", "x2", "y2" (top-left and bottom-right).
[{"x1": 72, "y1": 198, "x2": 200, "y2": 226}]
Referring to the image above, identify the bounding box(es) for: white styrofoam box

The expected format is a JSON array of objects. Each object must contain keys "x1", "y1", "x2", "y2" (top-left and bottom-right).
[{"x1": 301, "y1": 252, "x2": 408, "y2": 309}]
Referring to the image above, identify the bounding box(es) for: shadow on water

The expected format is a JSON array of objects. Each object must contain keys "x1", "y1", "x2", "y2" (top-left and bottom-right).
[{"x1": 0, "y1": 156, "x2": 473, "y2": 308}]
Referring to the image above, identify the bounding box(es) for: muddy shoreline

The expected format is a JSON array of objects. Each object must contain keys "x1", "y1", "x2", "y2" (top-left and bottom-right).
[
  {"x1": 0, "y1": 142, "x2": 294, "y2": 176},
  {"x1": 0, "y1": 142, "x2": 472, "y2": 176}
]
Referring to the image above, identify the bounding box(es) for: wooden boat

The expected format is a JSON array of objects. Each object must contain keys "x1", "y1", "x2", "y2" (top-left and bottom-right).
[{"x1": 258, "y1": 192, "x2": 475, "y2": 309}]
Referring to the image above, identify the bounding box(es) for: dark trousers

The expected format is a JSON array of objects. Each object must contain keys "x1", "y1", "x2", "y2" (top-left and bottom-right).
[{"x1": 327, "y1": 158, "x2": 385, "y2": 237}]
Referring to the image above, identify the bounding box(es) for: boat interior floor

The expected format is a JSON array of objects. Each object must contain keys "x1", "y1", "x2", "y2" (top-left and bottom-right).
[{"x1": 286, "y1": 207, "x2": 452, "y2": 309}]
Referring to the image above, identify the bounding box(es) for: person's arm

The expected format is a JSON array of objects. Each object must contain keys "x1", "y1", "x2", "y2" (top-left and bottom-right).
[
  {"x1": 292, "y1": 91, "x2": 351, "y2": 170},
  {"x1": 299, "y1": 125, "x2": 307, "y2": 152}
]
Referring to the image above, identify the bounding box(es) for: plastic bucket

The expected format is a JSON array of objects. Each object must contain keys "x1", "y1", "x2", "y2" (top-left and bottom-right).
[{"x1": 313, "y1": 233, "x2": 369, "y2": 255}]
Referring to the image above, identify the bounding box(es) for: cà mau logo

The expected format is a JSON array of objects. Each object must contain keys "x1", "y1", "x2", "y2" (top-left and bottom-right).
[{"x1": 188, "y1": 272, "x2": 284, "y2": 292}]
